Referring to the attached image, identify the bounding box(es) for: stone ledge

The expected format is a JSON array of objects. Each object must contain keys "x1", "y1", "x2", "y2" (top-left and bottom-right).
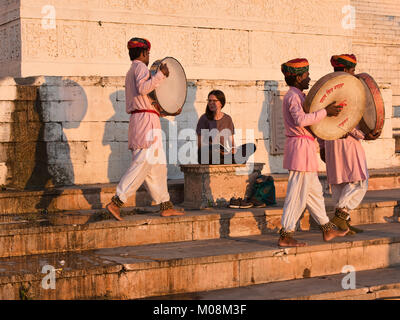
[
  {"x1": 0, "y1": 191, "x2": 397, "y2": 258},
  {"x1": 0, "y1": 223, "x2": 399, "y2": 299},
  {"x1": 149, "y1": 265, "x2": 400, "y2": 300}
]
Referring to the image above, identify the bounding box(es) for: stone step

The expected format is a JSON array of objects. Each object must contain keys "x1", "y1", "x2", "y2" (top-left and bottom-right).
[
  {"x1": 0, "y1": 189, "x2": 398, "y2": 258},
  {"x1": 147, "y1": 265, "x2": 400, "y2": 300},
  {"x1": 1, "y1": 167, "x2": 399, "y2": 215},
  {"x1": 273, "y1": 167, "x2": 400, "y2": 199},
  {"x1": 0, "y1": 180, "x2": 184, "y2": 215},
  {"x1": 0, "y1": 223, "x2": 399, "y2": 299}
]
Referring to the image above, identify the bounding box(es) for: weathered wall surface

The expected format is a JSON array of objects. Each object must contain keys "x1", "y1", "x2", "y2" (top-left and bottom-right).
[
  {"x1": 0, "y1": 0, "x2": 399, "y2": 188},
  {"x1": 0, "y1": 76, "x2": 277, "y2": 187},
  {"x1": 0, "y1": 0, "x2": 351, "y2": 80},
  {"x1": 0, "y1": 76, "x2": 396, "y2": 188},
  {"x1": 351, "y1": 0, "x2": 400, "y2": 130}
]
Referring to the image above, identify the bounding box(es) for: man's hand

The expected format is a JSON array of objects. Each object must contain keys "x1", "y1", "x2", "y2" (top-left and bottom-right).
[
  {"x1": 364, "y1": 130, "x2": 381, "y2": 140},
  {"x1": 160, "y1": 63, "x2": 169, "y2": 77},
  {"x1": 325, "y1": 101, "x2": 342, "y2": 117}
]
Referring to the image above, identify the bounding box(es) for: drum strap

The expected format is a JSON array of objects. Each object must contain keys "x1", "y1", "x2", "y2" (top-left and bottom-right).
[
  {"x1": 286, "y1": 135, "x2": 315, "y2": 141},
  {"x1": 130, "y1": 109, "x2": 160, "y2": 117}
]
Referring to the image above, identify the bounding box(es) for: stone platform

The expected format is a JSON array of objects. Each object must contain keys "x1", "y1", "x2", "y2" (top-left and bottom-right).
[
  {"x1": 0, "y1": 170, "x2": 398, "y2": 299},
  {"x1": 0, "y1": 189, "x2": 398, "y2": 258},
  {"x1": 180, "y1": 163, "x2": 264, "y2": 209},
  {"x1": 148, "y1": 265, "x2": 400, "y2": 300},
  {"x1": 0, "y1": 223, "x2": 399, "y2": 300},
  {"x1": 1, "y1": 167, "x2": 399, "y2": 215}
]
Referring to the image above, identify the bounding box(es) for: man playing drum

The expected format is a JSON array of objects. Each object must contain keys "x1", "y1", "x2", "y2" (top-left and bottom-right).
[
  {"x1": 278, "y1": 58, "x2": 348, "y2": 247},
  {"x1": 320, "y1": 54, "x2": 379, "y2": 234},
  {"x1": 105, "y1": 37, "x2": 184, "y2": 220}
]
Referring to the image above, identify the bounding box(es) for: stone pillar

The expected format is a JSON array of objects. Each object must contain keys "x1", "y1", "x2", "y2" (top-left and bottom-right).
[{"x1": 180, "y1": 163, "x2": 264, "y2": 209}]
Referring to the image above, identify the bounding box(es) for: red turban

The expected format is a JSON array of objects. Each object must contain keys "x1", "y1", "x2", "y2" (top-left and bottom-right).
[
  {"x1": 127, "y1": 37, "x2": 151, "y2": 50},
  {"x1": 330, "y1": 54, "x2": 357, "y2": 69}
]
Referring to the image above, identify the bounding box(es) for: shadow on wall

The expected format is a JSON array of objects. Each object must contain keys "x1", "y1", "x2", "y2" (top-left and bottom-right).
[
  {"x1": 104, "y1": 90, "x2": 129, "y2": 183},
  {"x1": 9, "y1": 77, "x2": 100, "y2": 211}
]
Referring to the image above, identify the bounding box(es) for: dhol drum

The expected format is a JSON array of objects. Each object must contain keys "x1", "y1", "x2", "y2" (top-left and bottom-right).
[
  {"x1": 356, "y1": 73, "x2": 385, "y2": 139},
  {"x1": 303, "y1": 72, "x2": 366, "y2": 140},
  {"x1": 149, "y1": 57, "x2": 187, "y2": 116}
]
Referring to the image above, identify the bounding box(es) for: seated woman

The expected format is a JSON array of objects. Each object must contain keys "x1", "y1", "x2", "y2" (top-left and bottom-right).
[{"x1": 196, "y1": 89, "x2": 256, "y2": 164}]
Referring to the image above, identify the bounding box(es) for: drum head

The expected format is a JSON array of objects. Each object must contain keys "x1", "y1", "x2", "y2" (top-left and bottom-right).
[
  {"x1": 150, "y1": 57, "x2": 187, "y2": 115},
  {"x1": 304, "y1": 72, "x2": 366, "y2": 140},
  {"x1": 356, "y1": 73, "x2": 385, "y2": 138}
]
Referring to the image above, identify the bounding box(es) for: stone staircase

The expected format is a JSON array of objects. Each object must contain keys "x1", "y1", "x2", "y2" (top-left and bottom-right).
[{"x1": 0, "y1": 171, "x2": 399, "y2": 299}]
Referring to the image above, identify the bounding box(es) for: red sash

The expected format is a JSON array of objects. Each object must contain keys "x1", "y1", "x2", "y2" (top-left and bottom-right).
[
  {"x1": 130, "y1": 109, "x2": 160, "y2": 117},
  {"x1": 286, "y1": 135, "x2": 315, "y2": 141}
]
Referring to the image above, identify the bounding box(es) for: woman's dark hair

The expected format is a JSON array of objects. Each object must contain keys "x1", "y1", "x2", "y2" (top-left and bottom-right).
[
  {"x1": 206, "y1": 90, "x2": 226, "y2": 120},
  {"x1": 129, "y1": 47, "x2": 147, "y2": 61},
  {"x1": 284, "y1": 75, "x2": 297, "y2": 87},
  {"x1": 334, "y1": 67, "x2": 345, "y2": 72}
]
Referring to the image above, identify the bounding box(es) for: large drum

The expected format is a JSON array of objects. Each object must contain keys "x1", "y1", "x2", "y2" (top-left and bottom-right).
[
  {"x1": 356, "y1": 73, "x2": 385, "y2": 139},
  {"x1": 304, "y1": 72, "x2": 366, "y2": 140},
  {"x1": 149, "y1": 57, "x2": 187, "y2": 116}
]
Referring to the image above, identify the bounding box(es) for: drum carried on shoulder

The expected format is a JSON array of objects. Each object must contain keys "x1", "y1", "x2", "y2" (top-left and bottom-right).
[
  {"x1": 149, "y1": 57, "x2": 187, "y2": 116},
  {"x1": 304, "y1": 72, "x2": 384, "y2": 140}
]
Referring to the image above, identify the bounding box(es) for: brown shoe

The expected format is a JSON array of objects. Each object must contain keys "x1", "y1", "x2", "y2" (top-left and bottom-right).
[
  {"x1": 278, "y1": 229, "x2": 307, "y2": 247},
  {"x1": 321, "y1": 222, "x2": 348, "y2": 241},
  {"x1": 159, "y1": 201, "x2": 185, "y2": 217},
  {"x1": 160, "y1": 208, "x2": 185, "y2": 217},
  {"x1": 330, "y1": 208, "x2": 356, "y2": 236},
  {"x1": 106, "y1": 202, "x2": 123, "y2": 221}
]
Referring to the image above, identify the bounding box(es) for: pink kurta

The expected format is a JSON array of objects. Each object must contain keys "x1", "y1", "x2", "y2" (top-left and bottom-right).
[
  {"x1": 125, "y1": 60, "x2": 166, "y2": 150},
  {"x1": 324, "y1": 127, "x2": 368, "y2": 184},
  {"x1": 283, "y1": 86, "x2": 327, "y2": 172}
]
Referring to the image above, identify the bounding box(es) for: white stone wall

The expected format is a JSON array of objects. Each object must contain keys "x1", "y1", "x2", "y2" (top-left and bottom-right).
[
  {"x1": 1, "y1": 0, "x2": 399, "y2": 187},
  {"x1": 1, "y1": 75, "x2": 398, "y2": 188},
  {"x1": 0, "y1": 0, "x2": 351, "y2": 80}
]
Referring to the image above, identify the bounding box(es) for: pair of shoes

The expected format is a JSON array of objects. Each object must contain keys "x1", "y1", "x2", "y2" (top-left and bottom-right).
[
  {"x1": 228, "y1": 197, "x2": 253, "y2": 209},
  {"x1": 249, "y1": 198, "x2": 266, "y2": 208}
]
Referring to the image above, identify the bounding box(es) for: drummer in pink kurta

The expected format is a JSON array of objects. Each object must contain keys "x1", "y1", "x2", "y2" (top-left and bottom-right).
[
  {"x1": 105, "y1": 37, "x2": 184, "y2": 221},
  {"x1": 278, "y1": 58, "x2": 348, "y2": 248},
  {"x1": 320, "y1": 54, "x2": 380, "y2": 234}
]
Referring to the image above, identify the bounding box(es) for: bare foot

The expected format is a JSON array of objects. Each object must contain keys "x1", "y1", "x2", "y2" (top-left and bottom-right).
[
  {"x1": 323, "y1": 228, "x2": 348, "y2": 241},
  {"x1": 106, "y1": 202, "x2": 123, "y2": 221},
  {"x1": 160, "y1": 208, "x2": 185, "y2": 217},
  {"x1": 278, "y1": 236, "x2": 307, "y2": 247}
]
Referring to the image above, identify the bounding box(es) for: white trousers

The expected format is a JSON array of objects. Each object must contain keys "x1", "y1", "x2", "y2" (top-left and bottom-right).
[
  {"x1": 281, "y1": 171, "x2": 330, "y2": 232},
  {"x1": 331, "y1": 180, "x2": 368, "y2": 211},
  {"x1": 116, "y1": 145, "x2": 170, "y2": 205}
]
